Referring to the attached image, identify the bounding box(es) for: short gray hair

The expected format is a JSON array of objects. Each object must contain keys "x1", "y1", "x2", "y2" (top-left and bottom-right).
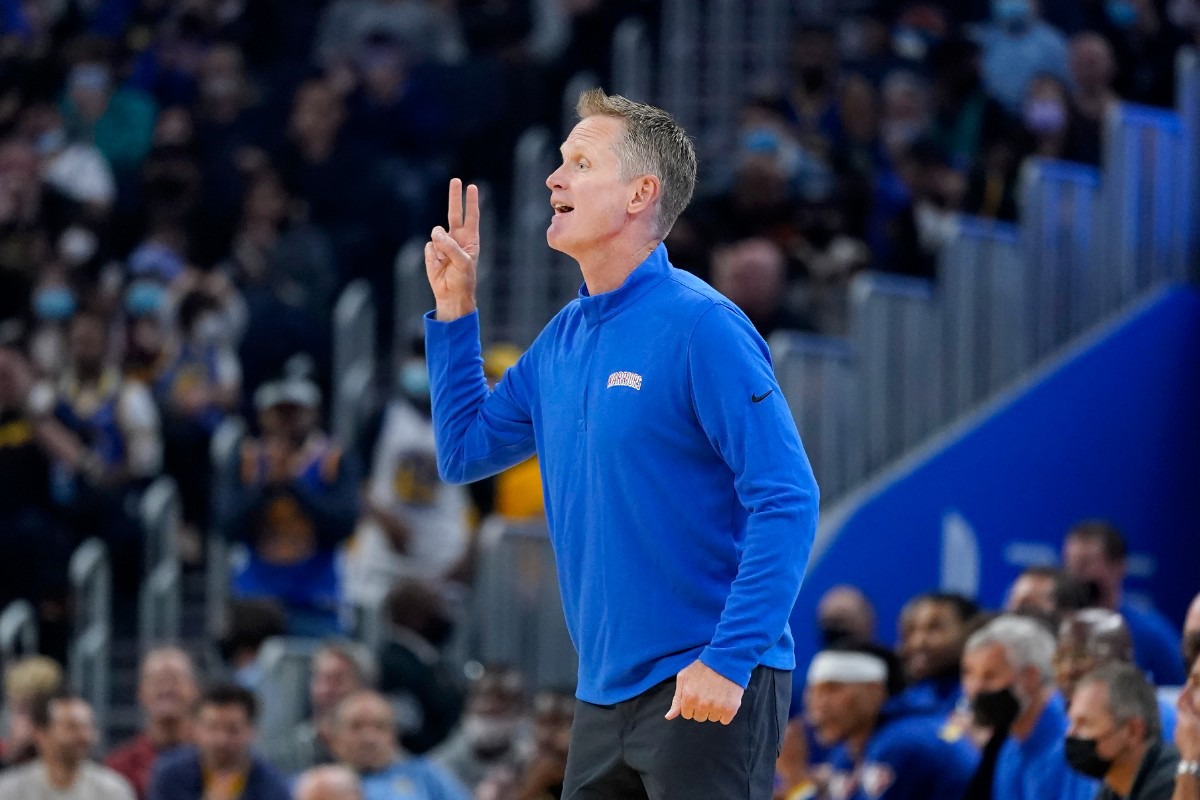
[
  {"x1": 315, "y1": 640, "x2": 378, "y2": 688},
  {"x1": 295, "y1": 764, "x2": 363, "y2": 800},
  {"x1": 576, "y1": 88, "x2": 697, "y2": 238},
  {"x1": 965, "y1": 615, "x2": 1056, "y2": 685},
  {"x1": 1078, "y1": 662, "x2": 1161, "y2": 741}
]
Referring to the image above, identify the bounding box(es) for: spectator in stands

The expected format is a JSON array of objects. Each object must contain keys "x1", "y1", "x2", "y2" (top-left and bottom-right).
[
  {"x1": 152, "y1": 288, "x2": 241, "y2": 542},
  {"x1": 784, "y1": 24, "x2": 840, "y2": 162},
  {"x1": 1065, "y1": 663, "x2": 1180, "y2": 799},
  {"x1": 313, "y1": 0, "x2": 464, "y2": 67},
  {"x1": 1177, "y1": 652, "x2": 1200, "y2": 798},
  {"x1": 1066, "y1": 34, "x2": 1119, "y2": 166},
  {"x1": 816, "y1": 585, "x2": 877, "y2": 647},
  {"x1": 106, "y1": 647, "x2": 199, "y2": 799},
  {"x1": 474, "y1": 689, "x2": 574, "y2": 800},
  {"x1": 1005, "y1": 564, "x2": 1094, "y2": 624},
  {"x1": 60, "y1": 46, "x2": 159, "y2": 176},
  {"x1": 804, "y1": 641, "x2": 978, "y2": 799},
  {"x1": 327, "y1": 690, "x2": 469, "y2": 800},
  {"x1": 345, "y1": 340, "x2": 469, "y2": 612},
  {"x1": 710, "y1": 238, "x2": 812, "y2": 339},
  {"x1": 432, "y1": 664, "x2": 526, "y2": 791},
  {"x1": 294, "y1": 764, "x2": 363, "y2": 800},
  {"x1": 1087, "y1": 0, "x2": 1191, "y2": 107},
  {"x1": 898, "y1": 592, "x2": 979, "y2": 716},
  {"x1": 929, "y1": 37, "x2": 1014, "y2": 172},
  {"x1": 961, "y1": 614, "x2": 1099, "y2": 799},
  {"x1": 218, "y1": 598, "x2": 288, "y2": 691},
  {"x1": 148, "y1": 683, "x2": 289, "y2": 800},
  {"x1": 1018, "y1": 73, "x2": 1099, "y2": 166},
  {"x1": 977, "y1": 0, "x2": 1071, "y2": 112},
  {"x1": 377, "y1": 579, "x2": 464, "y2": 754},
  {"x1": 0, "y1": 346, "x2": 73, "y2": 652},
  {"x1": 879, "y1": 71, "x2": 934, "y2": 167},
  {"x1": 0, "y1": 691, "x2": 135, "y2": 800},
  {"x1": 217, "y1": 368, "x2": 359, "y2": 637},
  {"x1": 265, "y1": 641, "x2": 376, "y2": 776},
  {"x1": 1, "y1": 655, "x2": 64, "y2": 767},
  {"x1": 1183, "y1": 592, "x2": 1200, "y2": 677},
  {"x1": 1055, "y1": 609, "x2": 1177, "y2": 737},
  {"x1": 1062, "y1": 520, "x2": 1186, "y2": 685}
]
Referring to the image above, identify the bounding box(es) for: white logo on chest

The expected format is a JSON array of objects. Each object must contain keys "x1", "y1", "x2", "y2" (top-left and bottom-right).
[{"x1": 606, "y1": 371, "x2": 643, "y2": 390}]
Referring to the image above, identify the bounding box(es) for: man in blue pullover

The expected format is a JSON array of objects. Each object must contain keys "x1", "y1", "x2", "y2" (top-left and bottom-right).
[{"x1": 422, "y1": 88, "x2": 819, "y2": 798}]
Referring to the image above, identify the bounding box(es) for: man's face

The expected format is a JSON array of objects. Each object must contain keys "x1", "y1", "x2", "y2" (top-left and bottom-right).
[
  {"x1": 1066, "y1": 682, "x2": 1137, "y2": 774},
  {"x1": 195, "y1": 703, "x2": 254, "y2": 771},
  {"x1": 1005, "y1": 574, "x2": 1056, "y2": 615},
  {"x1": 545, "y1": 115, "x2": 650, "y2": 260},
  {"x1": 900, "y1": 600, "x2": 966, "y2": 682},
  {"x1": 962, "y1": 642, "x2": 1021, "y2": 702},
  {"x1": 1053, "y1": 622, "x2": 1097, "y2": 701},
  {"x1": 35, "y1": 700, "x2": 96, "y2": 765},
  {"x1": 310, "y1": 652, "x2": 362, "y2": 717},
  {"x1": 804, "y1": 681, "x2": 884, "y2": 746},
  {"x1": 330, "y1": 695, "x2": 396, "y2": 772},
  {"x1": 139, "y1": 652, "x2": 198, "y2": 723},
  {"x1": 68, "y1": 316, "x2": 107, "y2": 374},
  {"x1": 1062, "y1": 537, "x2": 1122, "y2": 598},
  {"x1": 1182, "y1": 594, "x2": 1200, "y2": 671}
]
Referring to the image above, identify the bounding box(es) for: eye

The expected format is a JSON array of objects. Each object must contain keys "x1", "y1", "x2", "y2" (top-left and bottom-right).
[{"x1": 576, "y1": 159, "x2": 588, "y2": 170}]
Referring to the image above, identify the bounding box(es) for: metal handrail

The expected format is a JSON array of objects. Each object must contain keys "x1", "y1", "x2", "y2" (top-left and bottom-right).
[
  {"x1": 332, "y1": 280, "x2": 376, "y2": 445},
  {"x1": 0, "y1": 600, "x2": 38, "y2": 662},
  {"x1": 68, "y1": 538, "x2": 111, "y2": 745},
  {"x1": 206, "y1": 416, "x2": 246, "y2": 640},
  {"x1": 139, "y1": 477, "x2": 182, "y2": 652}
]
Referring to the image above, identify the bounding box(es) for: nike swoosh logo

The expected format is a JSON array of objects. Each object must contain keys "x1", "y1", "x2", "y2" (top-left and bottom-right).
[{"x1": 752, "y1": 390, "x2": 774, "y2": 403}]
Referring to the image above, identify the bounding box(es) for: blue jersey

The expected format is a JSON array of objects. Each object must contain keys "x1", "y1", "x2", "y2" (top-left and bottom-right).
[
  {"x1": 1121, "y1": 600, "x2": 1185, "y2": 686},
  {"x1": 826, "y1": 702, "x2": 979, "y2": 800},
  {"x1": 153, "y1": 342, "x2": 225, "y2": 432},
  {"x1": 361, "y1": 758, "x2": 469, "y2": 800},
  {"x1": 993, "y1": 693, "x2": 1099, "y2": 800},
  {"x1": 426, "y1": 244, "x2": 819, "y2": 703},
  {"x1": 54, "y1": 372, "x2": 126, "y2": 468},
  {"x1": 897, "y1": 674, "x2": 963, "y2": 719}
]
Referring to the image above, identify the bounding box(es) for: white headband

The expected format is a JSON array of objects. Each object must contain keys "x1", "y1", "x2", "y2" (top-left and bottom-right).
[{"x1": 807, "y1": 651, "x2": 888, "y2": 685}]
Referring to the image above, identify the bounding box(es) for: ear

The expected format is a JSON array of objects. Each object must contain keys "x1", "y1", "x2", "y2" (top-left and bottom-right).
[{"x1": 626, "y1": 175, "x2": 661, "y2": 218}]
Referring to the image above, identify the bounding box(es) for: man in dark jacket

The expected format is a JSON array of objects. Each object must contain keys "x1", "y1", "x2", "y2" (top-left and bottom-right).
[
  {"x1": 1065, "y1": 663, "x2": 1179, "y2": 800},
  {"x1": 147, "y1": 684, "x2": 289, "y2": 800}
]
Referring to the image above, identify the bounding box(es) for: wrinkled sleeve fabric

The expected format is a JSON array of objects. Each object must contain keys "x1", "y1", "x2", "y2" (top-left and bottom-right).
[
  {"x1": 425, "y1": 310, "x2": 537, "y2": 484},
  {"x1": 688, "y1": 304, "x2": 819, "y2": 687}
]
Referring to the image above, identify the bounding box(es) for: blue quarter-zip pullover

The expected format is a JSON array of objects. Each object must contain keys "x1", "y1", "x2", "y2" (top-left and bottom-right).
[{"x1": 425, "y1": 244, "x2": 819, "y2": 704}]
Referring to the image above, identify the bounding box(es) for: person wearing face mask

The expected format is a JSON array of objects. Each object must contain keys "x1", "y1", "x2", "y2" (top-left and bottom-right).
[
  {"x1": 1055, "y1": 610, "x2": 1177, "y2": 739},
  {"x1": 432, "y1": 665, "x2": 527, "y2": 791},
  {"x1": 962, "y1": 614, "x2": 1099, "y2": 800},
  {"x1": 344, "y1": 339, "x2": 469, "y2": 615},
  {"x1": 1065, "y1": 663, "x2": 1180, "y2": 799},
  {"x1": 216, "y1": 364, "x2": 360, "y2": 637},
  {"x1": 978, "y1": 0, "x2": 1071, "y2": 112},
  {"x1": 1062, "y1": 521, "x2": 1186, "y2": 686},
  {"x1": 804, "y1": 641, "x2": 978, "y2": 800},
  {"x1": 376, "y1": 580, "x2": 466, "y2": 755}
]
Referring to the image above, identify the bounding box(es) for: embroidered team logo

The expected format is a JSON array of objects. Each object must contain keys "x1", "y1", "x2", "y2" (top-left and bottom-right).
[{"x1": 606, "y1": 371, "x2": 643, "y2": 390}]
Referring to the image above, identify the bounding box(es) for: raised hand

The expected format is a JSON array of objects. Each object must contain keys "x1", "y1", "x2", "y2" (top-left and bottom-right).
[{"x1": 426, "y1": 178, "x2": 480, "y2": 321}]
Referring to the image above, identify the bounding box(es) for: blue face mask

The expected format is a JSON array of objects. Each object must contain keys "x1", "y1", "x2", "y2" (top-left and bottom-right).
[
  {"x1": 34, "y1": 286, "x2": 77, "y2": 321},
  {"x1": 400, "y1": 360, "x2": 430, "y2": 401},
  {"x1": 1105, "y1": 0, "x2": 1138, "y2": 28},
  {"x1": 994, "y1": 0, "x2": 1033, "y2": 27},
  {"x1": 125, "y1": 281, "x2": 167, "y2": 317}
]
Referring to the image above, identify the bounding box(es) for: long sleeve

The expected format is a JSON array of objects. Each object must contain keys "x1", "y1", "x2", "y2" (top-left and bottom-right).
[
  {"x1": 687, "y1": 304, "x2": 819, "y2": 687},
  {"x1": 289, "y1": 450, "x2": 361, "y2": 548},
  {"x1": 424, "y1": 310, "x2": 537, "y2": 484}
]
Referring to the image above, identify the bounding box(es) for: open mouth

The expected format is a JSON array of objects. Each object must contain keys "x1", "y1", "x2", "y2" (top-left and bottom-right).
[{"x1": 552, "y1": 202, "x2": 574, "y2": 215}]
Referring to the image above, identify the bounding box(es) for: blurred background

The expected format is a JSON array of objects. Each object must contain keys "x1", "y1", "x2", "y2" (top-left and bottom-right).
[{"x1": 0, "y1": 0, "x2": 1198, "y2": 798}]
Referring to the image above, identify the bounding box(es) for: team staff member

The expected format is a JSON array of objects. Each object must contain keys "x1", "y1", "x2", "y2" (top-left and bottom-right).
[{"x1": 423, "y1": 89, "x2": 818, "y2": 798}]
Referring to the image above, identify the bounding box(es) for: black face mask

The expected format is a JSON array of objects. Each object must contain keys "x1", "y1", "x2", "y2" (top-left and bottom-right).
[
  {"x1": 971, "y1": 687, "x2": 1021, "y2": 729},
  {"x1": 819, "y1": 624, "x2": 855, "y2": 648},
  {"x1": 1064, "y1": 735, "x2": 1113, "y2": 779}
]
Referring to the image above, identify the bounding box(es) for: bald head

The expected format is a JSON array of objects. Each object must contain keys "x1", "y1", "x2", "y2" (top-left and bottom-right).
[
  {"x1": 295, "y1": 765, "x2": 362, "y2": 800},
  {"x1": 1055, "y1": 609, "x2": 1133, "y2": 702},
  {"x1": 817, "y1": 585, "x2": 876, "y2": 644}
]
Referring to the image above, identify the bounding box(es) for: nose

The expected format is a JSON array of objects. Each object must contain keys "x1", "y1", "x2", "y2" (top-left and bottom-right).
[{"x1": 546, "y1": 165, "x2": 564, "y2": 191}]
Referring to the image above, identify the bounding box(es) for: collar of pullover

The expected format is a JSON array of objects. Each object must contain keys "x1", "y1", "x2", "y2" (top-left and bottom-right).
[{"x1": 577, "y1": 243, "x2": 671, "y2": 326}]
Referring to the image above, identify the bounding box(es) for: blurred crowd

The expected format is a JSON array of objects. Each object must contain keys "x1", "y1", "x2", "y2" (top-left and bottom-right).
[
  {"x1": 0, "y1": 0, "x2": 1198, "y2": 798},
  {"x1": 779, "y1": 520, "x2": 1200, "y2": 800}
]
